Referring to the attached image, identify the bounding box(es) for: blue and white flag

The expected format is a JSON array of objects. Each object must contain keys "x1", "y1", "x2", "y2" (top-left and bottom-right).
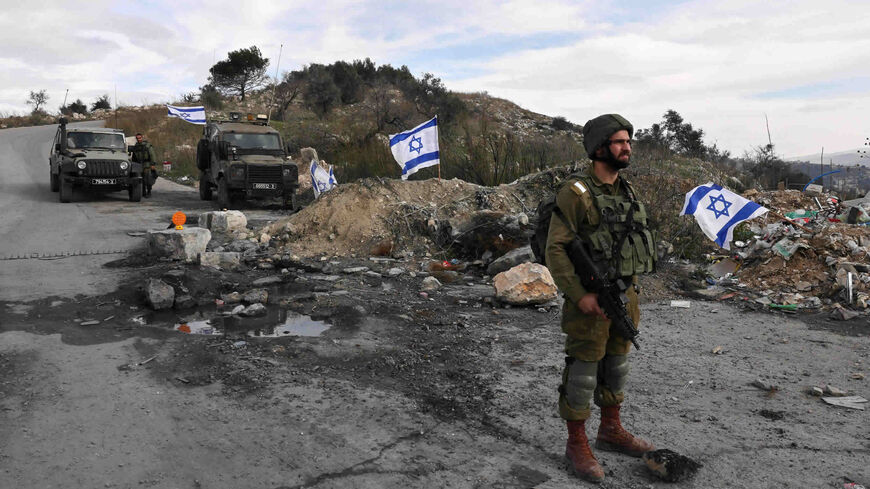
[
  {"x1": 166, "y1": 104, "x2": 206, "y2": 125},
  {"x1": 310, "y1": 160, "x2": 337, "y2": 198},
  {"x1": 680, "y1": 182, "x2": 768, "y2": 250},
  {"x1": 389, "y1": 116, "x2": 439, "y2": 180}
]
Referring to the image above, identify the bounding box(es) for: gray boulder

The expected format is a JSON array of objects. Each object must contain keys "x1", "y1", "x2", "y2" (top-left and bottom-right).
[
  {"x1": 493, "y1": 263, "x2": 558, "y2": 305},
  {"x1": 147, "y1": 228, "x2": 211, "y2": 263},
  {"x1": 242, "y1": 288, "x2": 269, "y2": 304},
  {"x1": 198, "y1": 210, "x2": 247, "y2": 233},
  {"x1": 145, "y1": 278, "x2": 175, "y2": 310},
  {"x1": 487, "y1": 245, "x2": 535, "y2": 276},
  {"x1": 199, "y1": 252, "x2": 241, "y2": 270}
]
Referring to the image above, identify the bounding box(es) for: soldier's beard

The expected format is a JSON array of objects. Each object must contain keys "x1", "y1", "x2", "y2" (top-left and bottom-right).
[{"x1": 601, "y1": 150, "x2": 630, "y2": 170}]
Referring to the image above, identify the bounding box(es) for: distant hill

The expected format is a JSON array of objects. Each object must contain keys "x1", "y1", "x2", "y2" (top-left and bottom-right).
[{"x1": 786, "y1": 147, "x2": 870, "y2": 167}]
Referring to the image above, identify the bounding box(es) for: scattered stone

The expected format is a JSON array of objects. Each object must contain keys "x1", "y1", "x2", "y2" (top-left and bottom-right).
[
  {"x1": 387, "y1": 267, "x2": 404, "y2": 277},
  {"x1": 750, "y1": 379, "x2": 778, "y2": 392},
  {"x1": 852, "y1": 373, "x2": 866, "y2": 380},
  {"x1": 421, "y1": 277, "x2": 442, "y2": 291},
  {"x1": 343, "y1": 266, "x2": 369, "y2": 274},
  {"x1": 174, "y1": 294, "x2": 196, "y2": 309},
  {"x1": 493, "y1": 263, "x2": 557, "y2": 306},
  {"x1": 810, "y1": 386, "x2": 824, "y2": 396},
  {"x1": 80, "y1": 320, "x2": 100, "y2": 326},
  {"x1": 198, "y1": 210, "x2": 247, "y2": 233},
  {"x1": 486, "y1": 245, "x2": 536, "y2": 276},
  {"x1": 331, "y1": 290, "x2": 350, "y2": 296},
  {"x1": 225, "y1": 239, "x2": 259, "y2": 253},
  {"x1": 831, "y1": 307, "x2": 860, "y2": 321},
  {"x1": 163, "y1": 269, "x2": 185, "y2": 279},
  {"x1": 145, "y1": 279, "x2": 174, "y2": 310},
  {"x1": 419, "y1": 292, "x2": 429, "y2": 299},
  {"x1": 364, "y1": 271, "x2": 383, "y2": 278},
  {"x1": 308, "y1": 274, "x2": 342, "y2": 282},
  {"x1": 259, "y1": 233, "x2": 271, "y2": 245},
  {"x1": 823, "y1": 384, "x2": 848, "y2": 397},
  {"x1": 240, "y1": 303, "x2": 267, "y2": 317},
  {"x1": 221, "y1": 292, "x2": 242, "y2": 304},
  {"x1": 353, "y1": 305, "x2": 368, "y2": 315},
  {"x1": 199, "y1": 251, "x2": 241, "y2": 270},
  {"x1": 242, "y1": 289, "x2": 268, "y2": 304},
  {"x1": 146, "y1": 228, "x2": 211, "y2": 263},
  {"x1": 252, "y1": 276, "x2": 282, "y2": 286}
]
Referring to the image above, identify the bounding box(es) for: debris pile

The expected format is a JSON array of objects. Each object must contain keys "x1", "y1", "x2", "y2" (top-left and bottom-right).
[{"x1": 701, "y1": 189, "x2": 870, "y2": 315}]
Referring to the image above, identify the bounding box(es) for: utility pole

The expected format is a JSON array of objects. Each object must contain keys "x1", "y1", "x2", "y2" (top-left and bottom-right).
[
  {"x1": 267, "y1": 43, "x2": 283, "y2": 124},
  {"x1": 61, "y1": 89, "x2": 69, "y2": 112},
  {"x1": 820, "y1": 147, "x2": 824, "y2": 189}
]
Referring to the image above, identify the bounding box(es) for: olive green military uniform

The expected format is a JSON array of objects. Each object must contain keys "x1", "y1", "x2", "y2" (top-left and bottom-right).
[
  {"x1": 545, "y1": 164, "x2": 655, "y2": 421},
  {"x1": 131, "y1": 140, "x2": 157, "y2": 196}
]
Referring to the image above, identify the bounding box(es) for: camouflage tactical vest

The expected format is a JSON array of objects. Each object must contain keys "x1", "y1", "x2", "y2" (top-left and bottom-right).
[{"x1": 572, "y1": 174, "x2": 657, "y2": 279}]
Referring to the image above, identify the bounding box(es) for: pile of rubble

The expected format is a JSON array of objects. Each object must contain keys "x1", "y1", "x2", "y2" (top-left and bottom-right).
[{"x1": 702, "y1": 188, "x2": 870, "y2": 317}]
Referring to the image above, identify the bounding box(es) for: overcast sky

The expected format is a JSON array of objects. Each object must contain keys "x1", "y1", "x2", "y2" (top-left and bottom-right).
[{"x1": 2, "y1": 0, "x2": 868, "y2": 158}]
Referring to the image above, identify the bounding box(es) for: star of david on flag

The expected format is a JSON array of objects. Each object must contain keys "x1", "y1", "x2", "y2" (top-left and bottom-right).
[
  {"x1": 166, "y1": 105, "x2": 206, "y2": 125},
  {"x1": 389, "y1": 116, "x2": 439, "y2": 179},
  {"x1": 310, "y1": 160, "x2": 338, "y2": 199},
  {"x1": 680, "y1": 182, "x2": 768, "y2": 250}
]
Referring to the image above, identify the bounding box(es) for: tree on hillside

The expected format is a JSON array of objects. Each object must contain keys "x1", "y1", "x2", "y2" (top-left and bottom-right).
[
  {"x1": 636, "y1": 109, "x2": 728, "y2": 161},
  {"x1": 303, "y1": 64, "x2": 340, "y2": 118},
  {"x1": 208, "y1": 46, "x2": 269, "y2": 101},
  {"x1": 273, "y1": 70, "x2": 306, "y2": 120},
  {"x1": 91, "y1": 94, "x2": 112, "y2": 111},
  {"x1": 328, "y1": 61, "x2": 364, "y2": 104},
  {"x1": 26, "y1": 90, "x2": 48, "y2": 113},
  {"x1": 60, "y1": 99, "x2": 88, "y2": 115},
  {"x1": 199, "y1": 84, "x2": 223, "y2": 109}
]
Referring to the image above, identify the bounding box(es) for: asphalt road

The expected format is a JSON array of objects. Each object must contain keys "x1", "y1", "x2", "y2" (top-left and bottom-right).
[{"x1": 0, "y1": 121, "x2": 212, "y2": 301}]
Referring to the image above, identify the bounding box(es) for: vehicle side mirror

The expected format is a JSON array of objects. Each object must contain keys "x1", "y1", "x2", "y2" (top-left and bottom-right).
[
  {"x1": 55, "y1": 143, "x2": 61, "y2": 152},
  {"x1": 127, "y1": 145, "x2": 135, "y2": 152},
  {"x1": 285, "y1": 143, "x2": 293, "y2": 154}
]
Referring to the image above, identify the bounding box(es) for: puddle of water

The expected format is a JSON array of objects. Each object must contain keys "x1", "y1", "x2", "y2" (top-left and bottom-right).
[
  {"x1": 252, "y1": 313, "x2": 330, "y2": 337},
  {"x1": 174, "y1": 320, "x2": 221, "y2": 335},
  {"x1": 175, "y1": 307, "x2": 331, "y2": 338}
]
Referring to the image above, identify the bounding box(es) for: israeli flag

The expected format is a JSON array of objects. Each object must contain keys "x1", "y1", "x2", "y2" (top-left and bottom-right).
[
  {"x1": 310, "y1": 160, "x2": 337, "y2": 198},
  {"x1": 680, "y1": 182, "x2": 768, "y2": 250},
  {"x1": 166, "y1": 105, "x2": 206, "y2": 125},
  {"x1": 389, "y1": 116, "x2": 439, "y2": 179}
]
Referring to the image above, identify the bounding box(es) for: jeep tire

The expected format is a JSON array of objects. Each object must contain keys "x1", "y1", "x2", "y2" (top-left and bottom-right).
[
  {"x1": 59, "y1": 179, "x2": 72, "y2": 203},
  {"x1": 129, "y1": 182, "x2": 142, "y2": 202},
  {"x1": 199, "y1": 171, "x2": 212, "y2": 200},
  {"x1": 217, "y1": 177, "x2": 230, "y2": 209},
  {"x1": 50, "y1": 171, "x2": 59, "y2": 192}
]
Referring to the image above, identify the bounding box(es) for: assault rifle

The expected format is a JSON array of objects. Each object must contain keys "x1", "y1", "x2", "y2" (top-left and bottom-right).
[{"x1": 554, "y1": 208, "x2": 641, "y2": 350}]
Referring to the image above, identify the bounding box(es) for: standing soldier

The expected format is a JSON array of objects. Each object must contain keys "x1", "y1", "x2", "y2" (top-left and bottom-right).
[
  {"x1": 130, "y1": 133, "x2": 157, "y2": 197},
  {"x1": 545, "y1": 114, "x2": 657, "y2": 483}
]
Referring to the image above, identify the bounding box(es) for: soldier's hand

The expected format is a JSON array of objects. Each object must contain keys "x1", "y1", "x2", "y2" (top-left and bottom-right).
[{"x1": 577, "y1": 294, "x2": 608, "y2": 320}]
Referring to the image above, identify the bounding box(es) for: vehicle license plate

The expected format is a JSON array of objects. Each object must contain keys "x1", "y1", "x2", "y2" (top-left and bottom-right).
[
  {"x1": 253, "y1": 183, "x2": 276, "y2": 189},
  {"x1": 92, "y1": 178, "x2": 116, "y2": 185}
]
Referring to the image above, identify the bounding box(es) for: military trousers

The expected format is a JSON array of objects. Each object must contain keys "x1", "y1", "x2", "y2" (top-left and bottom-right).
[{"x1": 557, "y1": 285, "x2": 640, "y2": 421}]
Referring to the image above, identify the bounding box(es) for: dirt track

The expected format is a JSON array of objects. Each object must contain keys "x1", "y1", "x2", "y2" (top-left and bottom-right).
[{"x1": 1, "y1": 256, "x2": 868, "y2": 488}]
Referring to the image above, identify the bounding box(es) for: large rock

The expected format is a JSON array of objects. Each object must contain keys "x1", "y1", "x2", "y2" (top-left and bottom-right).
[
  {"x1": 199, "y1": 252, "x2": 241, "y2": 270},
  {"x1": 487, "y1": 245, "x2": 536, "y2": 276},
  {"x1": 147, "y1": 228, "x2": 211, "y2": 263},
  {"x1": 198, "y1": 210, "x2": 247, "y2": 233},
  {"x1": 145, "y1": 278, "x2": 175, "y2": 310},
  {"x1": 493, "y1": 263, "x2": 558, "y2": 305}
]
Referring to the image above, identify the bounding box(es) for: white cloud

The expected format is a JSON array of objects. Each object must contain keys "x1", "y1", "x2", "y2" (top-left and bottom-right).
[{"x1": 1, "y1": 0, "x2": 868, "y2": 157}]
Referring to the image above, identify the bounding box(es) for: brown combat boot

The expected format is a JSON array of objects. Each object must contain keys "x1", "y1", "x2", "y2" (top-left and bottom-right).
[
  {"x1": 565, "y1": 420, "x2": 605, "y2": 483},
  {"x1": 595, "y1": 405, "x2": 655, "y2": 457}
]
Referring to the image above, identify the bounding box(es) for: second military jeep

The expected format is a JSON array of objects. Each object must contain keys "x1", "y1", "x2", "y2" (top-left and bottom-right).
[
  {"x1": 196, "y1": 113, "x2": 298, "y2": 209},
  {"x1": 49, "y1": 118, "x2": 142, "y2": 203}
]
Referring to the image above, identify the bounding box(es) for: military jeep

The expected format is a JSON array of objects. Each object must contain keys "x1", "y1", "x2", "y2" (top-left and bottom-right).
[
  {"x1": 196, "y1": 113, "x2": 298, "y2": 209},
  {"x1": 49, "y1": 118, "x2": 142, "y2": 203}
]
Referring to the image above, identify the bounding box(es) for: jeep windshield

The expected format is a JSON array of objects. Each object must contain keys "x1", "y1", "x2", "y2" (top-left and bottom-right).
[
  {"x1": 67, "y1": 132, "x2": 126, "y2": 150},
  {"x1": 222, "y1": 133, "x2": 281, "y2": 150}
]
